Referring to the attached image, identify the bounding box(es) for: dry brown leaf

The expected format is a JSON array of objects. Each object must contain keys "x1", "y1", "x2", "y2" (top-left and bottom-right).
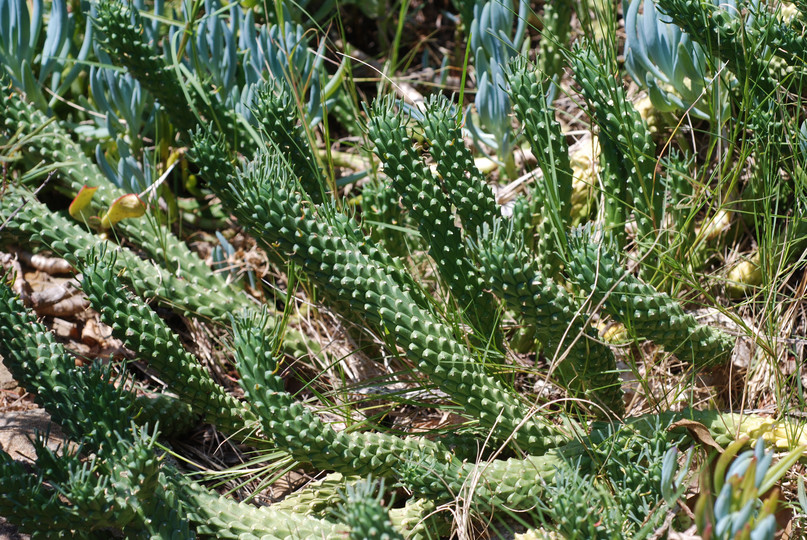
[
  {"x1": 667, "y1": 525, "x2": 703, "y2": 540},
  {"x1": 81, "y1": 317, "x2": 107, "y2": 348},
  {"x1": 669, "y1": 419, "x2": 724, "y2": 454},
  {"x1": 36, "y1": 294, "x2": 89, "y2": 317},
  {"x1": 50, "y1": 317, "x2": 79, "y2": 340},
  {"x1": 20, "y1": 251, "x2": 73, "y2": 274}
]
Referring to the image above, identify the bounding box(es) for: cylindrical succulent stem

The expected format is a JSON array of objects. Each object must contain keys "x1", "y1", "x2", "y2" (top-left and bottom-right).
[
  {"x1": 170, "y1": 471, "x2": 349, "y2": 539},
  {"x1": 0, "y1": 281, "x2": 132, "y2": 444},
  {"x1": 0, "y1": 185, "x2": 252, "y2": 321},
  {"x1": 571, "y1": 44, "x2": 662, "y2": 261},
  {"x1": 567, "y1": 228, "x2": 735, "y2": 366},
  {"x1": 233, "y1": 311, "x2": 464, "y2": 482},
  {"x1": 419, "y1": 94, "x2": 499, "y2": 241},
  {"x1": 252, "y1": 86, "x2": 327, "y2": 203},
  {"x1": 368, "y1": 98, "x2": 501, "y2": 343},
  {"x1": 360, "y1": 176, "x2": 410, "y2": 260},
  {"x1": 189, "y1": 128, "x2": 431, "y2": 314},
  {"x1": 474, "y1": 228, "x2": 624, "y2": 416},
  {"x1": 0, "y1": 84, "x2": 241, "y2": 296},
  {"x1": 93, "y1": 0, "x2": 197, "y2": 133},
  {"x1": 507, "y1": 58, "x2": 574, "y2": 274},
  {"x1": 331, "y1": 477, "x2": 404, "y2": 540},
  {"x1": 133, "y1": 393, "x2": 198, "y2": 438},
  {"x1": 81, "y1": 257, "x2": 257, "y2": 437},
  {"x1": 537, "y1": 0, "x2": 573, "y2": 100}
]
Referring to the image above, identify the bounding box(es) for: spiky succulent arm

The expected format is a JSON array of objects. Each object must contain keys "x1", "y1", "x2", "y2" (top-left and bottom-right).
[
  {"x1": 0, "y1": 334, "x2": 157, "y2": 535},
  {"x1": 215, "y1": 151, "x2": 567, "y2": 451},
  {"x1": 133, "y1": 393, "x2": 198, "y2": 438},
  {"x1": 474, "y1": 228, "x2": 624, "y2": 415},
  {"x1": 270, "y1": 473, "x2": 359, "y2": 515},
  {"x1": 233, "y1": 311, "x2": 462, "y2": 480},
  {"x1": 507, "y1": 58, "x2": 573, "y2": 274},
  {"x1": 398, "y1": 415, "x2": 672, "y2": 513},
  {"x1": 0, "y1": 283, "x2": 340, "y2": 538},
  {"x1": 360, "y1": 176, "x2": 410, "y2": 260},
  {"x1": 537, "y1": 0, "x2": 573, "y2": 98},
  {"x1": 507, "y1": 59, "x2": 573, "y2": 223},
  {"x1": 253, "y1": 85, "x2": 326, "y2": 202},
  {"x1": 766, "y1": 12, "x2": 807, "y2": 68},
  {"x1": 595, "y1": 134, "x2": 630, "y2": 249},
  {"x1": 0, "y1": 433, "x2": 190, "y2": 538},
  {"x1": 272, "y1": 473, "x2": 447, "y2": 538},
  {"x1": 81, "y1": 258, "x2": 256, "y2": 437},
  {"x1": 420, "y1": 95, "x2": 499, "y2": 240},
  {"x1": 189, "y1": 129, "x2": 431, "y2": 313},
  {"x1": 509, "y1": 194, "x2": 537, "y2": 252},
  {"x1": 0, "y1": 186, "x2": 250, "y2": 321},
  {"x1": 0, "y1": 84, "x2": 240, "y2": 296},
  {"x1": 0, "y1": 277, "x2": 133, "y2": 444},
  {"x1": 92, "y1": 0, "x2": 196, "y2": 132},
  {"x1": 392, "y1": 498, "x2": 447, "y2": 540},
  {"x1": 0, "y1": 282, "x2": 192, "y2": 537},
  {"x1": 0, "y1": 211, "x2": 200, "y2": 434},
  {"x1": 402, "y1": 408, "x2": 796, "y2": 515},
  {"x1": 186, "y1": 129, "x2": 241, "y2": 207},
  {"x1": 331, "y1": 478, "x2": 404, "y2": 540},
  {"x1": 571, "y1": 45, "x2": 662, "y2": 253},
  {"x1": 567, "y1": 229, "x2": 734, "y2": 366},
  {"x1": 269, "y1": 473, "x2": 449, "y2": 539},
  {"x1": 93, "y1": 0, "x2": 254, "y2": 154},
  {"x1": 169, "y1": 471, "x2": 348, "y2": 539},
  {"x1": 368, "y1": 99, "x2": 500, "y2": 340},
  {"x1": 0, "y1": 449, "x2": 89, "y2": 533}
]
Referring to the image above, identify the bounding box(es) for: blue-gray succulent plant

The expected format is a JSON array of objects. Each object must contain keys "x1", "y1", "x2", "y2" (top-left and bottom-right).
[
  {"x1": 661, "y1": 436, "x2": 803, "y2": 539},
  {"x1": 623, "y1": 0, "x2": 727, "y2": 120},
  {"x1": 465, "y1": 0, "x2": 528, "y2": 173},
  {"x1": 0, "y1": 0, "x2": 94, "y2": 112},
  {"x1": 182, "y1": 0, "x2": 339, "y2": 129}
]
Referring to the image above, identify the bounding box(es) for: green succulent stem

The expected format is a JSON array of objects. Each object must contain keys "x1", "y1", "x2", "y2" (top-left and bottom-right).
[
  {"x1": 332, "y1": 477, "x2": 404, "y2": 540},
  {"x1": 419, "y1": 94, "x2": 499, "y2": 241},
  {"x1": 133, "y1": 393, "x2": 198, "y2": 438},
  {"x1": 474, "y1": 227, "x2": 624, "y2": 416},
  {"x1": 368, "y1": 98, "x2": 501, "y2": 343},
  {"x1": 537, "y1": 0, "x2": 573, "y2": 100},
  {"x1": 92, "y1": 0, "x2": 197, "y2": 133},
  {"x1": 567, "y1": 228, "x2": 735, "y2": 366},
  {"x1": 253, "y1": 86, "x2": 327, "y2": 203},
  {"x1": 0, "y1": 280, "x2": 132, "y2": 446},
  {"x1": 234, "y1": 311, "x2": 464, "y2": 481},
  {"x1": 81, "y1": 256, "x2": 257, "y2": 437},
  {"x1": 0, "y1": 281, "x2": 344, "y2": 538},
  {"x1": 171, "y1": 471, "x2": 348, "y2": 539},
  {"x1": 571, "y1": 44, "x2": 662, "y2": 262},
  {"x1": 360, "y1": 176, "x2": 410, "y2": 260},
  {"x1": 0, "y1": 185, "x2": 250, "y2": 321},
  {"x1": 0, "y1": 282, "x2": 193, "y2": 536},
  {"x1": 507, "y1": 58, "x2": 574, "y2": 274},
  {"x1": 0, "y1": 83, "x2": 243, "y2": 297}
]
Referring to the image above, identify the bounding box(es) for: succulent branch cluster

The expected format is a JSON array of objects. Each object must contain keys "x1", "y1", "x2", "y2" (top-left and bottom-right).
[{"x1": 0, "y1": 0, "x2": 805, "y2": 537}]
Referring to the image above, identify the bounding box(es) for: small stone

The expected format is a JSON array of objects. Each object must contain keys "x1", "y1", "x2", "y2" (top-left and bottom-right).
[{"x1": 0, "y1": 357, "x2": 17, "y2": 391}]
